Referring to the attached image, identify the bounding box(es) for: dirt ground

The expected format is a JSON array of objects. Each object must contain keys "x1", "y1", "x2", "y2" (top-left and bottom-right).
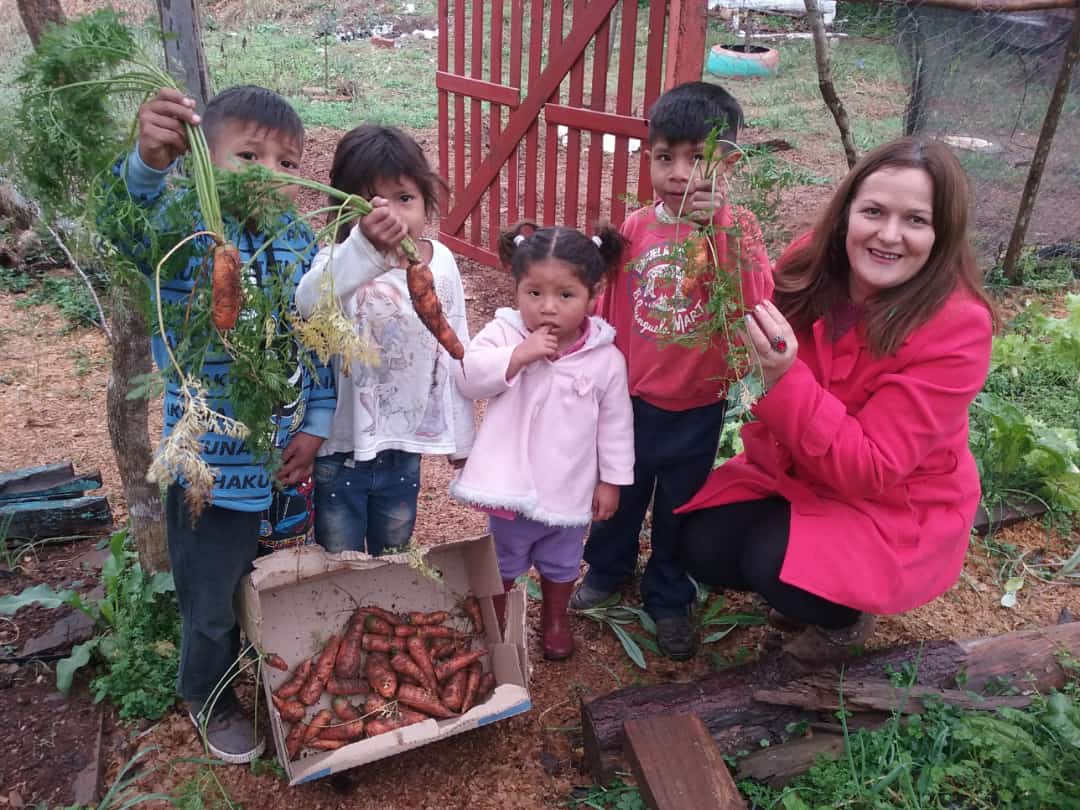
[{"x1": 2, "y1": 9, "x2": 1078, "y2": 809}]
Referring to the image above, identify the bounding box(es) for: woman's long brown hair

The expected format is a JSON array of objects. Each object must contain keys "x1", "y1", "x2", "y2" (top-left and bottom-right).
[{"x1": 774, "y1": 137, "x2": 996, "y2": 356}]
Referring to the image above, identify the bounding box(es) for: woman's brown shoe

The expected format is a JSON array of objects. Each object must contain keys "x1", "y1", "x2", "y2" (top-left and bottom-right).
[{"x1": 781, "y1": 613, "x2": 876, "y2": 665}]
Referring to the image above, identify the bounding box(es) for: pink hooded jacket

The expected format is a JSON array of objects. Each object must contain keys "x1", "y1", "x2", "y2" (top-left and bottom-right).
[{"x1": 450, "y1": 308, "x2": 635, "y2": 527}]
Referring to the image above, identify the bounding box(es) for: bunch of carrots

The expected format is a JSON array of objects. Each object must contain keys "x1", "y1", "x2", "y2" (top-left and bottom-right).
[{"x1": 266, "y1": 597, "x2": 494, "y2": 761}]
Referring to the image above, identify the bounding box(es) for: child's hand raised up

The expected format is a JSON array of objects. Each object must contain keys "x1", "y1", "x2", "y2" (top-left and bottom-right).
[
  {"x1": 360, "y1": 197, "x2": 410, "y2": 260},
  {"x1": 505, "y1": 324, "x2": 558, "y2": 381},
  {"x1": 137, "y1": 88, "x2": 200, "y2": 171}
]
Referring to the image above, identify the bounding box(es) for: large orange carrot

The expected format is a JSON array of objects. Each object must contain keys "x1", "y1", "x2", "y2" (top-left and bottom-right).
[
  {"x1": 271, "y1": 694, "x2": 307, "y2": 723},
  {"x1": 361, "y1": 633, "x2": 408, "y2": 655},
  {"x1": 435, "y1": 648, "x2": 488, "y2": 683},
  {"x1": 325, "y1": 676, "x2": 371, "y2": 697},
  {"x1": 363, "y1": 605, "x2": 404, "y2": 626},
  {"x1": 394, "y1": 624, "x2": 456, "y2": 639},
  {"x1": 365, "y1": 652, "x2": 398, "y2": 698},
  {"x1": 264, "y1": 653, "x2": 289, "y2": 671},
  {"x1": 308, "y1": 739, "x2": 347, "y2": 751},
  {"x1": 406, "y1": 635, "x2": 439, "y2": 694},
  {"x1": 396, "y1": 683, "x2": 457, "y2": 719},
  {"x1": 300, "y1": 635, "x2": 341, "y2": 705},
  {"x1": 285, "y1": 721, "x2": 308, "y2": 760},
  {"x1": 407, "y1": 610, "x2": 450, "y2": 626},
  {"x1": 429, "y1": 638, "x2": 457, "y2": 660},
  {"x1": 211, "y1": 243, "x2": 242, "y2": 331},
  {"x1": 321, "y1": 697, "x2": 365, "y2": 741},
  {"x1": 440, "y1": 668, "x2": 468, "y2": 712},
  {"x1": 275, "y1": 659, "x2": 311, "y2": 700},
  {"x1": 460, "y1": 662, "x2": 483, "y2": 714},
  {"x1": 363, "y1": 614, "x2": 396, "y2": 636},
  {"x1": 390, "y1": 652, "x2": 429, "y2": 689},
  {"x1": 335, "y1": 621, "x2": 365, "y2": 679},
  {"x1": 406, "y1": 260, "x2": 464, "y2": 360},
  {"x1": 304, "y1": 709, "x2": 334, "y2": 743}
]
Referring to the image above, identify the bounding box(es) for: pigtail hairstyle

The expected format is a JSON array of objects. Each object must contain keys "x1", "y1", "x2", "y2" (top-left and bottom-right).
[
  {"x1": 774, "y1": 136, "x2": 996, "y2": 357},
  {"x1": 498, "y1": 221, "x2": 626, "y2": 295}
]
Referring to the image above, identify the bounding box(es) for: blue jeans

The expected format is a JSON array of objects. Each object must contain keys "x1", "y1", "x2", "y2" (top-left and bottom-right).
[
  {"x1": 313, "y1": 450, "x2": 420, "y2": 555},
  {"x1": 582, "y1": 397, "x2": 725, "y2": 619}
]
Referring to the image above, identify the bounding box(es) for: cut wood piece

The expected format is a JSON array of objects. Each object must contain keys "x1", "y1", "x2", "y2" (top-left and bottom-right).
[
  {"x1": 0, "y1": 462, "x2": 76, "y2": 497},
  {"x1": 735, "y1": 732, "x2": 845, "y2": 788},
  {"x1": 0, "y1": 471, "x2": 102, "y2": 504},
  {"x1": 583, "y1": 623, "x2": 1080, "y2": 782},
  {"x1": 623, "y1": 714, "x2": 746, "y2": 810},
  {"x1": 0, "y1": 495, "x2": 112, "y2": 540}
]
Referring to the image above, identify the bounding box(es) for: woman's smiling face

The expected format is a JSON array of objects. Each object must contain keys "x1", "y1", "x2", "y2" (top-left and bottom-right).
[{"x1": 845, "y1": 166, "x2": 936, "y2": 306}]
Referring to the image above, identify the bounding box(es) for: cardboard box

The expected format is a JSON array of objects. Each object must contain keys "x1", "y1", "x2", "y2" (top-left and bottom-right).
[{"x1": 239, "y1": 535, "x2": 530, "y2": 785}]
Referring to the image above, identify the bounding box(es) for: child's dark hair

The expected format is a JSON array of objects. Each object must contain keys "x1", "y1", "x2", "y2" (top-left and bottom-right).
[
  {"x1": 329, "y1": 125, "x2": 448, "y2": 242},
  {"x1": 498, "y1": 221, "x2": 625, "y2": 294},
  {"x1": 202, "y1": 85, "x2": 304, "y2": 153},
  {"x1": 647, "y1": 81, "x2": 743, "y2": 148}
]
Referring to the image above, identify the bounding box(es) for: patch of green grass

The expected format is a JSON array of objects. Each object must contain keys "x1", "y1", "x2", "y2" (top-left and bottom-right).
[
  {"x1": 205, "y1": 28, "x2": 439, "y2": 131},
  {"x1": 0, "y1": 265, "x2": 32, "y2": 293},
  {"x1": 565, "y1": 780, "x2": 647, "y2": 810},
  {"x1": 852, "y1": 114, "x2": 905, "y2": 153},
  {"x1": 15, "y1": 274, "x2": 103, "y2": 330}
]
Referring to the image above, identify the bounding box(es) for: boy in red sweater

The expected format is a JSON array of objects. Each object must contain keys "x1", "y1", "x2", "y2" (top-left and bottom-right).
[{"x1": 571, "y1": 81, "x2": 773, "y2": 659}]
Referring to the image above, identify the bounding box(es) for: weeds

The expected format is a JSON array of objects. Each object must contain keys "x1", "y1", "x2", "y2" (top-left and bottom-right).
[
  {"x1": 565, "y1": 779, "x2": 647, "y2": 810},
  {"x1": 0, "y1": 528, "x2": 180, "y2": 720}
]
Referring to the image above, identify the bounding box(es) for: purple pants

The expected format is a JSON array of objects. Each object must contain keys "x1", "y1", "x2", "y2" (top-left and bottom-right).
[{"x1": 489, "y1": 514, "x2": 587, "y2": 583}]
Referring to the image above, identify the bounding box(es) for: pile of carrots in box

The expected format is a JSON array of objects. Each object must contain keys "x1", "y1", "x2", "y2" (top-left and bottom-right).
[{"x1": 266, "y1": 599, "x2": 496, "y2": 760}]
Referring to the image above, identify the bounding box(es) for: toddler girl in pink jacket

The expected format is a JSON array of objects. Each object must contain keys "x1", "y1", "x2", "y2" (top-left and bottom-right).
[{"x1": 451, "y1": 223, "x2": 635, "y2": 661}]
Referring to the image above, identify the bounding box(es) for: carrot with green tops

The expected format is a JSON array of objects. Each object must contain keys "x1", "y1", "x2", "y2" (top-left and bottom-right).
[
  {"x1": 406, "y1": 260, "x2": 465, "y2": 360},
  {"x1": 211, "y1": 243, "x2": 243, "y2": 331},
  {"x1": 275, "y1": 659, "x2": 311, "y2": 700}
]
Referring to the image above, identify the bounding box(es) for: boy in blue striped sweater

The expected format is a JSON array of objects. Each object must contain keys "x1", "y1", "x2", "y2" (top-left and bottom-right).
[{"x1": 111, "y1": 85, "x2": 335, "y2": 763}]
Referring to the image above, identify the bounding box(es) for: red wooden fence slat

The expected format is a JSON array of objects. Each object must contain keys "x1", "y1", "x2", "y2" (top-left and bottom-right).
[
  {"x1": 523, "y1": 0, "x2": 543, "y2": 222},
  {"x1": 585, "y1": 11, "x2": 610, "y2": 230},
  {"x1": 436, "y1": 71, "x2": 519, "y2": 107},
  {"x1": 610, "y1": 0, "x2": 639, "y2": 225},
  {"x1": 544, "y1": 106, "x2": 647, "y2": 139},
  {"x1": 441, "y1": 232, "x2": 500, "y2": 267},
  {"x1": 438, "y1": 0, "x2": 449, "y2": 214},
  {"x1": 542, "y1": 0, "x2": 564, "y2": 226},
  {"x1": 488, "y1": 0, "x2": 504, "y2": 250},
  {"x1": 444, "y1": 0, "x2": 620, "y2": 234},
  {"x1": 639, "y1": 1, "x2": 669, "y2": 206},
  {"x1": 454, "y1": 0, "x2": 466, "y2": 233},
  {"x1": 507, "y1": 0, "x2": 523, "y2": 226},
  {"x1": 563, "y1": 0, "x2": 587, "y2": 229},
  {"x1": 470, "y1": 0, "x2": 484, "y2": 243},
  {"x1": 665, "y1": 0, "x2": 707, "y2": 89}
]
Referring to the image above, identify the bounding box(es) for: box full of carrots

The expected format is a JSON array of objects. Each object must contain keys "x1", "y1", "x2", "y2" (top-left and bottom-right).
[{"x1": 238, "y1": 535, "x2": 530, "y2": 784}]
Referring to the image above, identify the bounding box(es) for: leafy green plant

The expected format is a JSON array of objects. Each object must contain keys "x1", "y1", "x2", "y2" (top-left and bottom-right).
[
  {"x1": 565, "y1": 779, "x2": 647, "y2": 810},
  {"x1": 0, "y1": 528, "x2": 180, "y2": 720},
  {"x1": 697, "y1": 592, "x2": 766, "y2": 644},
  {"x1": 573, "y1": 595, "x2": 659, "y2": 670}
]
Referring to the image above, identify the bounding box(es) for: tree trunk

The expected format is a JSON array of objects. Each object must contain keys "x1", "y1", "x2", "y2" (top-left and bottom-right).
[
  {"x1": 16, "y1": 0, "x2": 66, "y2": 48},
  {"x1": 106, "y1": 284, "x2": 169, "y2": 573},
  {"x1": 156, "y1": 0, "x2": 212, "y2": 109},
  {"x1": 581, "y1": 623, "x2": 1080, "y2": 782},
  {"x1": 805, "y1": 0, "x2": 859, "y2": 169}
]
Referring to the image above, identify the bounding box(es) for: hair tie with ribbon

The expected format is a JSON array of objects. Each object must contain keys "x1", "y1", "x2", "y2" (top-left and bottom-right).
[
  {"x1": 513, "y1": 234, "x2": 527, "y2": 246},
  {"x1": 591, "y1": 235, "x2": 602, "y2": 248}
]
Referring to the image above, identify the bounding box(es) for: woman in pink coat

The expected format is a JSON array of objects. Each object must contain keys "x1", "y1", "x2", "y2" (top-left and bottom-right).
[
  {"x1": 452, "y1": 223, "x2": 635, "y2": 661},
  {"x1": 677, "y1": 137, "x2": 996, "y2": 662}
]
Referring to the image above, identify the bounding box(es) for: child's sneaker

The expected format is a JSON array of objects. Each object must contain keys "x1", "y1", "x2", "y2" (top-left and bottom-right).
[
  {"x1": 781, "y1": 613, "x2": 876, "y2": 665},
  {"x1": 187, "y1": 703, "x2": 265, "y2": 764},
  {"x1": 568, "y1": 577, "x2": 615, "y2": 611},
  {"x1": 655, "y1": 615, "x2": 698, "y2": 661}
]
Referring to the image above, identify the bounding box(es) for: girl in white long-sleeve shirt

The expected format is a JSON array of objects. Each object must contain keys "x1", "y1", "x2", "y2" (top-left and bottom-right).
[{"x1": 295, "y1": 125, "x2": 473, "y2": 555}]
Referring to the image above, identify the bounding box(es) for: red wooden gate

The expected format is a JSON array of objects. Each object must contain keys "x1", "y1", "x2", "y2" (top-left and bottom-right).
[{"x1": 437, "y1": 0, "x2": 707, "y2": 267}]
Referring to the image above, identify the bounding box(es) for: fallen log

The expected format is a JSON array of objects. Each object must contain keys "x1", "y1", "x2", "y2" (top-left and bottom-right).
[
  {"x1": 0, "y1": 495, "x2": 112, "y2": 540},
  {"x1": 581, "y1": 623, "x2": 1080, "y2": 782}
]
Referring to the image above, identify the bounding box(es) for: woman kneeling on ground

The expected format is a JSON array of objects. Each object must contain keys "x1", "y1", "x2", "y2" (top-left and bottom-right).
[{"x1": 676, "y1": 137, "x2": 996, "y2": 664}]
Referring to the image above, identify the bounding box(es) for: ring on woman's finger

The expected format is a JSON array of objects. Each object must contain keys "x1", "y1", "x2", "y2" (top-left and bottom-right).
[{"x1": 770, "y1": 335, "x2": 788, "y2": 354}]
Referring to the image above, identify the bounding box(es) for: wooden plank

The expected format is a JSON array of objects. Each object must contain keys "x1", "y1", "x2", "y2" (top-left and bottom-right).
[
  {"x1": 435, "y1": 71, "x2": 521, "y2": 108},
  {"x1": 544, "y1": 105, "x2": 648, "y2": 138},
  {"x1": 611, "y1": 0, "x2": 639, "y2": 224},
  {"x1": 639, "y1": 0, "x2": 669, "y2": 205},
  {"x1": 563, "y1": 0, "x2": 587, "y2": 229},
  {"x1": 439, "y1": 233, "x2": 501, "y2": 267},
  {"x1": 0, "y1": 462, "x2": 76, "y2": 496},
  {"x1": 972, "y1": 499, "x2": 1049, "y2": 535},
  {"x1": 507, "y1": 0, "x2": 523, "y2": 224},
  {"x1": 735, "y1": 732, "x2": 845, "y2": 789},
  {"x1": 454, "y1": 0, "x2": 466, "y2": 229},
  {"x1": 623, "y1": 715, "x2": 747, "y2": 810},
  {"x1": 0, "y1": 472, "x2": 103, "y2": 504},
  {"x1": 1, "y1": 495, "x2": 112, "y2": 540},
  {"x1": 664, "y1": 0, "x2": 707, "y2": 90},
  {"x1": 543, "y1": 0, "x2": 564, "y2": 226},
  {"x1": 585, "y1": 11, "x2": 611, "y2": 228},
  {"x1": 523, "y1": 0, "x2": 544, "y2": 222},
  {"x1": 438, "y1": 0, "x2": 450, "y2": 213},
  {"x1": 488, "y1": 0, "x2": 505, "y2": 251},
  {"x1": 470, "y1": 0, "x2": 485, "y2": 244}
]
